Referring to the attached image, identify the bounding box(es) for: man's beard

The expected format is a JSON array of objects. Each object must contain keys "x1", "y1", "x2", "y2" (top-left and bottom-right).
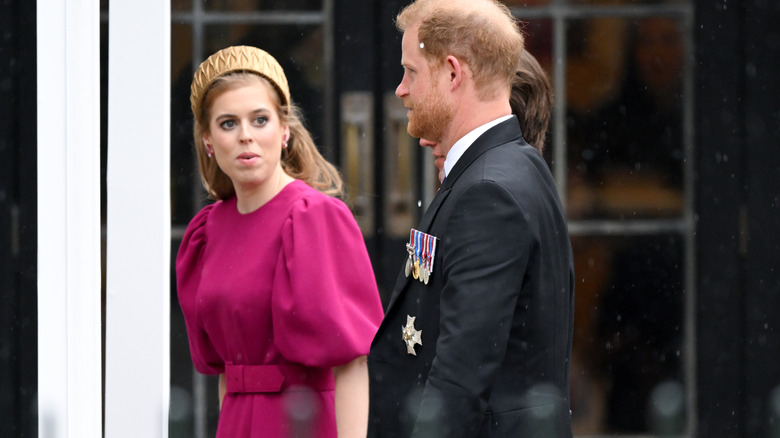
[{"x1": 406, "y1": 85, "x2": 453, "y2": 142}]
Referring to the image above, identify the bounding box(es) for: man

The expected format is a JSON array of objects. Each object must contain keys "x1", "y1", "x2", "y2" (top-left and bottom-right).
[
  {"x1": 421, "y1": 49, "x2": 555, "y2": 181},
  {"x1": 510, "y1": 50, "x2": 554, "y2": 154},
  {"x1": 367, "y1": 1, "x2": 575, "y2": 437}
]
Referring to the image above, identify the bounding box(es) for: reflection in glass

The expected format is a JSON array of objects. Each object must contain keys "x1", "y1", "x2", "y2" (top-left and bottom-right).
[
  {"x1": 503, "y1": 0, "x2": 552, "y2": 7},
  {"x1": 384, "y1": 94, "x2": 419, "y2": 238},
  {"x1": 203, "y1": 0, "x2": 322, "y2": 12},
  {"x1": 570, "y1": 0, "x2": 688, "y2": 4},
  {"x1": 172, "y1": 0, "x2": 191, "y2": 12},
  {"x1": 566, "y1": 16, "x2": 685, "y2": 220},
  {"x1": 341, "y1": 92, "x2": 375, "y2": 235},
  {"x1": 570, "y1": 234, "x2": 685, "y2": 435},
  {"x1": 170, "y1": 24, "x2": 195, "y2": 227}
]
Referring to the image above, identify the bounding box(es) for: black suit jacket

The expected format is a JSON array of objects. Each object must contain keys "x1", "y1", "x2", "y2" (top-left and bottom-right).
[{"x1": 368, "y1": 118, "x2": 575, "y2": 438}]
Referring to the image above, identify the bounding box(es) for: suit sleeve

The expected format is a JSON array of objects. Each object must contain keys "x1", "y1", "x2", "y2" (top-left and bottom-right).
[{"x1": 412, "y1": 181, "x2": 532, "y2": 438}]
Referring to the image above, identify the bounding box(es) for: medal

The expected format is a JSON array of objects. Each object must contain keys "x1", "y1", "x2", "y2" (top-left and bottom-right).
[
  {"x1": 401, "y1": 315, "x2": 423, "y2": 355},
  {"x1": 404, "y1": 243, "x2": 415, "y2": 278},
  {"x1": 412, "y1": 230, "x2": 422, "y2": 279},
  {"x1": 422, "y1": 233, "x2": 436, "y2": 284},
  {"x1": 404, "y1": 228, "x2": 438, "y2": 284},
  {"x1": 419, "y1": 233, "x2": 429, "y2": 283},
  {"x1": 426, "y1": 233, "x2": 437, "y2": 282}
]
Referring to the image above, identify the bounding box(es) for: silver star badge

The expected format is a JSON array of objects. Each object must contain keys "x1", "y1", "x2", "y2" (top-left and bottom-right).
[{"x1": 402, "y1": 315, "x2": 423, "y2": 355}]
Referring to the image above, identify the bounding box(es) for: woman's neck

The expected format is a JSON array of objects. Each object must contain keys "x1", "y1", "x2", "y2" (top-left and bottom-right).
[{"x1": 234, "y1": 169, "x2": 294, "y2": 214}]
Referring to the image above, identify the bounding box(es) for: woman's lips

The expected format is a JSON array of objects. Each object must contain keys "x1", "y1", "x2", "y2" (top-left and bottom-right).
[{"x1": 237, "y1": 153, "x2": 259, "y2": 164}]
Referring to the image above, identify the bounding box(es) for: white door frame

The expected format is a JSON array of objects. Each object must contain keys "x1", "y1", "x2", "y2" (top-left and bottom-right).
[
  {"x1": 37, "y1": 0, "x2": 102, "y2": 436},
  {"x1": 104, "y1": 0, "x2": 171, "y2": 437},
  {"x1": 36, "y1": 0, "x2": 171, "y2": 436}
]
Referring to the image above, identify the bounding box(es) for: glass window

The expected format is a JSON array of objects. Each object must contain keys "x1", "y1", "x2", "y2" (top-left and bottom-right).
[
  {"x1": 519, "y1": 17, "x2": 555, "y2": 165},
  {"x1": 504, "y1": 0, "x2": 552, "y2": 6},
  {"x1": 570, "y1": 234, "x2": 686, "y2": 434},
  {"x1": 518, "y1": 3, "x2": 692, "y2": 436},
  {"x1": 566, "y1": 17, "x2": 685, "y2": 221},
  {"x1": 171, "y1": 23, "x2": 195, "y2": 227},
  {"x1": 203, "y1": 0, "x2": 323, "y2": 12},
  {"x1": 172, "y1": 0, "x2": 191, "y2": 12},
  {"x1": 568, "y1": 0, "x2": 688, "y2": 4}
]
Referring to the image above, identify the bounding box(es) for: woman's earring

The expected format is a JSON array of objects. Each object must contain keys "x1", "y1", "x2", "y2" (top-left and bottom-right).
[
  {"x1": 205, "y1": 144, "x2": 213, "y2": 158},
  {"x1": 282, "y1": 134, "x2": 289, "y2": 149}
]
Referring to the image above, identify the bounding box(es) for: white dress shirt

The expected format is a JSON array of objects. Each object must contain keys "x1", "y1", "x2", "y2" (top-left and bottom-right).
[{"x1": 442, "y1": 114, "x2": 514, "y2": 182}]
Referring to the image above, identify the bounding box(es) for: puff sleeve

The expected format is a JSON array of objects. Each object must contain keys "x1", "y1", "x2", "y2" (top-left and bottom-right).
[
  {"x1": 175, "y1": 204, "x2": 223, "y2": 375},
  {"x1": 272, "y1": 195, "x2": 384, "y2": 368}
]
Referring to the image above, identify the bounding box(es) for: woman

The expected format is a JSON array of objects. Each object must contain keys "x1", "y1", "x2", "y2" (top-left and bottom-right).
[{"x1": 176, "y1": 45, "x2": 384, "y2": 437}]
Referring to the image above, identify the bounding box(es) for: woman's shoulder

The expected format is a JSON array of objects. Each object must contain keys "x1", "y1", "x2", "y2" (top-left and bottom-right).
[
  {"x1": 176, "y1": 202, "x2": 221, "y2": 272},
  {"x1": 286, "y1": 180, "x2": 351, "y2": 215},
  {"x1": 178, "y1": 200, "x2": 231, "y2": 248}
]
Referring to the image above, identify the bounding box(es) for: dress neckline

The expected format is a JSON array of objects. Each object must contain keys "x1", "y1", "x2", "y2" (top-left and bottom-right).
[{"x1": 230, "y1": 179, "x2": 305, "y2": 217}]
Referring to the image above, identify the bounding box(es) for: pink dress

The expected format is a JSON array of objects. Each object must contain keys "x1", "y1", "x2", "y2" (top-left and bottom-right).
[{"x1": 176, "y1": 180, "x2": 384, "y2": 437}]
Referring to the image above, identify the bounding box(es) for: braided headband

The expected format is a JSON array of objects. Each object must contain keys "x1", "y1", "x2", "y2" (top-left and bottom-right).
[{"x1": 190, "y1": 45, "x2": 291, "y2": 121}]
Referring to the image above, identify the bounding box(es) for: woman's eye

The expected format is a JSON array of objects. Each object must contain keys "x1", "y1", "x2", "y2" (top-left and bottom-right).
[
  {"x1": 220, "y1": 120, "x2": 236, "y2": 129},
  {"x1": 255, "y1": 116, "x2": 268, "y2": 126}
]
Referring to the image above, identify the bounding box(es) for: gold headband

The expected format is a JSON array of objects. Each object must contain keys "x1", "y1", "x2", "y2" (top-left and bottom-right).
[{"x1": 190, "y1": 45, "x2": 291, "y2": 120}]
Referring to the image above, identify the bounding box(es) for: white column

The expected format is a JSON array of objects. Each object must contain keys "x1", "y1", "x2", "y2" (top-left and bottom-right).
[
  {"x1": 36, "y1": 0, "x2": 103, "y2": 436},
  {"x1": 104, "y1": 1, "x2": 171, "y2": 437}
]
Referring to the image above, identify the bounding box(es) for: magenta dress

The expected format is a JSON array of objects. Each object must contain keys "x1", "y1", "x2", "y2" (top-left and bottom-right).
[{"x1": 176, "y1": 180, "x2": 384, "y2": 437}]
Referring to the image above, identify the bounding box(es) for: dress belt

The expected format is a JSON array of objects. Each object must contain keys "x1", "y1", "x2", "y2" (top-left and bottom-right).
[{"x1": 224, "y1": 363, "x2": 334, "y2": 394}]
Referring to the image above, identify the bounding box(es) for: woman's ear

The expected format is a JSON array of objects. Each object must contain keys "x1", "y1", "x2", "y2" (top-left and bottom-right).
[
  {"x1": 282, "y1": 126, "x2": 291, "y2": 148},
  {"x1": 202, "y1": 134, "x2": 214, "y2": 157}
]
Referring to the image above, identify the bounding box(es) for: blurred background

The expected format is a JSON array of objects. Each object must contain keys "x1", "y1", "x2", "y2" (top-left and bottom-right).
[{"x1": 2, "y1": 0, "x2": 779, "y2": 437}]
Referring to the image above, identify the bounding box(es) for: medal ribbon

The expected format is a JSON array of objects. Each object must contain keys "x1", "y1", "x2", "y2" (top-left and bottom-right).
[
  {"x1": 415, "y1": 230, "x2": 422, "y2": 264},
  {"x1": 421, "y1": 233, "x2": 428, "y2": 272},
  {"x1": 408, "y1": 229, "x2": 438, "y2": 278},
  {"x1": 428, "y1": 234, "x2": 437, "y2": 274}
]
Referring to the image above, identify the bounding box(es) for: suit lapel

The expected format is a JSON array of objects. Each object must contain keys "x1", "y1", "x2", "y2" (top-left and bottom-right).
[
  {"x1": 382, "y1": 118, "x2": 524, "y2": 316},
  {"x1": 440, "y1": 117, "x2": 524, "y2": 191}
]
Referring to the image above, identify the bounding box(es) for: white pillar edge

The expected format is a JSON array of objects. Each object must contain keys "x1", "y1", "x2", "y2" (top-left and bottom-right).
[
  {"x1": 104, "y1": 1, "x2": 171, "y2": 437},
  {"x1": 36, "y1": 0, "x2": 103, "y2": 437}
]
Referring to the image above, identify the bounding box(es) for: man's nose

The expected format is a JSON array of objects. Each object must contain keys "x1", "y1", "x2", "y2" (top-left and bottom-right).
[{"x1": 395, "y1": 76, "x2": 409, "y2": 99}]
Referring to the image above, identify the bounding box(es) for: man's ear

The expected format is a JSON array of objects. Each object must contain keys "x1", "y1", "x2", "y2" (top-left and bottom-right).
[{"x1": 445, "y1": 55, "x2": 463, "y2": 91}]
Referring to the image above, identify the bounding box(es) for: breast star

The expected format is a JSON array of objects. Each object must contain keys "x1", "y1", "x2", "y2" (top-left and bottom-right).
[{"x1": 402, "y1": 315, "x2": 423, "y2": 355}]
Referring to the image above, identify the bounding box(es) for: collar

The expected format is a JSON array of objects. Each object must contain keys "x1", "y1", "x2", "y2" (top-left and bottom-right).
[{"x1": 442, "y1": 114, "x2": 514, "y2": 181}]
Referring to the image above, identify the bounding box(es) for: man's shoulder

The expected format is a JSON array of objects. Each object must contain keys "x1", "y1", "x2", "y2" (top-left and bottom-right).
[{"x1": 474, "y1": 139, "x2": 544, "y2": 176}]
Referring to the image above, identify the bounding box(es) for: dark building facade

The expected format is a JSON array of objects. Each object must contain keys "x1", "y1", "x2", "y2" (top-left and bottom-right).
[{"x1": 1, "y1": 0, "x2": 778, "y2": 436}]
